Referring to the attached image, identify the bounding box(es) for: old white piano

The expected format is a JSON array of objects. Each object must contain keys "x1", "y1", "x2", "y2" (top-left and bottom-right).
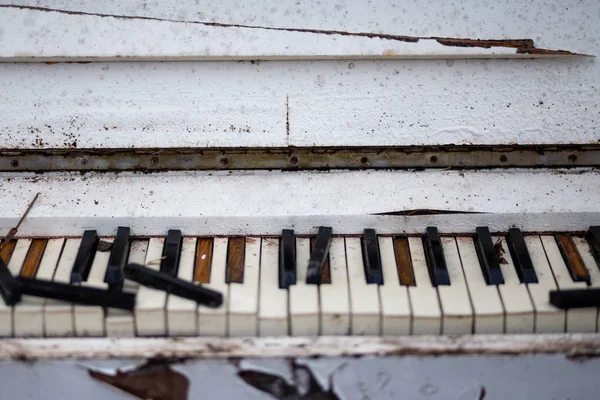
[{"x1": 1, "y1": 1, "x2": 600, "y2": 399}]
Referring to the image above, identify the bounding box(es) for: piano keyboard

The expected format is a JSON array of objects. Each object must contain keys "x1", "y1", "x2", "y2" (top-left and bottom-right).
[{"x1": 1, "y1": 228, "x2": 600, "y2": 338}]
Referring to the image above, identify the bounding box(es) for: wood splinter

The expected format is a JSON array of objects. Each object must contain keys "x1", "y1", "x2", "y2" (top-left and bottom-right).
[{"x1": 0, "y1": 192, "x2": 40, "y2": 250}]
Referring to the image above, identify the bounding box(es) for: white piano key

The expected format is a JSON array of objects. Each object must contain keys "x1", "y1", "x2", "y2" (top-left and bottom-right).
[
  {"x1": 2, "y1": 240, "x2": 32, "y2": 337},
  {"x1": 289, "y1": 238, "x2": 320, "y2": 336},
  {"x1": 346, "y1": 237, "x2": 380, "y2": 335},
  {"x1": 378, "y1": 237, "x2": 411, "y2": 335},
  {"x1": 166, "y1": 238, "x2": 198, "y2": 336},
  {"x1": 320, "y1": 237, "x2": 351, "y2": 335},
  {"x1": 73, "y1": 239, "x2": 111, "y2": 337},
  {"x1": 438, "y1": 237, "x2": 473, "y2": 334},
  {"x1": 540, "y1": 235, "x2": 593, "y2": 333},
  {"x1": 228, "y1": 237, "x2": 260, "y2": 337},
  {"x1": 492, "y1": 236, "x2": 535, "y2": 334},
  {"x1": 456, "y1": 237, "x2": 504, "y2": 333},
  {"x1": 407, "y1": 237, "x2": 441, "y2": 335},
  {"x1": 135, "y1": 238, "x2": 167, "y2": 336},
  {"x1": 258, "y1": 238, "x2": 288, "y2": 336},
  {"x1": 523, "y1": 236, "x2": 564, "y2": 333},
  {"x1": 45, "y1": 238, "x2": 80, "y2": 337},
  {"x1": 571, "y1": 236, "x2": 600, "y2": 332},
  {"x1": 106, "y1": 239, "x2": 147, "y2": 337},
  {"x1": 198, "y1": 238, "x2": 228, "y2": 336}
]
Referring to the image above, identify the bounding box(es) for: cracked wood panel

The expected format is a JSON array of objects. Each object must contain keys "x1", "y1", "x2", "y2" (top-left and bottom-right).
[
  {"x1": 0, "y1": 6, "x2": 585, "y2": 61},
  {"x1": 0, "y1": 169, "x2": 598, "y2": 235}
]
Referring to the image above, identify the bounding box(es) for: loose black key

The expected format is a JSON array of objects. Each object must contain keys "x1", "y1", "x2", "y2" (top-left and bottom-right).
[
  {"x1": 160, "y1": 229, "x2": 182, "y2": 277},
  {"x1": 423, "y1": 227, "x2": 450, "y2": 286},
  {"x1": 306, "y1": 227, "x2": 333, "y2": 284},
  {"x1": 18, "y1": 277, "x2": 135, "y2": 310},
  {"x1": 124, "y1": 263, "x2": 222, "y2": 308},
  {"x1": 361, "y1": 229, "x2": 383, "y2": 284},
  {"x1": 473, "y1": 227, "x2": 504, "y2": 285},
  {"x1": 105, "y1": 227, "x2": 132, "y2": 290},
  {"x1": 586, "y1": 226, "x2": 600, "y2": 270},
  {"x1": 279, "y1": 229, "x2": 296, "y2": 289},
  {"x1": 506, "y1": 228, "x2": 538, "y2": 284},
  {"x1": 555, "y1": 233, "x2": 590, "y2": 284},
  {"x1": 0, "y1": 258, "x2": 20, "y2": 305},
  {"x1": 70, "y1": 230, "x2": 99, "y2": 283},
  {"x1": 549, "y1": 288, "x2": 600, "y2": 309}
]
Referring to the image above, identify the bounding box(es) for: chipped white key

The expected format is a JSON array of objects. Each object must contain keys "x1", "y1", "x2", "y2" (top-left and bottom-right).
[
  {"x1": 166, "y1": 238, "x2": 198, "y2": 336},
  {"x1": 1, "y1": 240, "x2": 32, "y2": 337},
  {"x1": 408, "y1": 237, "x2": 441, "y2": 334},
  {"x1": 540, "y1": 235, "x2": 593, "y2": 332},
  {"x1": 571, "y1": 236, "x2": 600, "y2": 332},
  {"x1": 258, "y1": 238, "x2": 288, "y2": 336},
  {"x1": 106, "y1": 240, "x2": 147, "y2": 337},
  {"x1": 524, "y1": 236, "x2": 564, "y2": 333},
  {"x1": 45, "y1": 239, "x2": 80, "y2": 337},
  {"x1": 135, "y1": 238, "x2": 167, "y2": 336},
  {"x1": 438, "y1": 237, "x2": 473, "y2": 334},
  {"x1": 493, "y1": 236, "x2": 535, "y2": 333},
  {"x1": 73, "y1": 239, "x2": 111, "y2": 337},
  {"x1": 14, "y1": 239, "x2": 49, "y2": 337},
  {"x1": 456, "y1": 237, "x2": 504, "y2": 333},
  {"x1": 198, "y1": 238, "x2": 228, "y2": 336},
  {"x1": 378, "y1": 237, "x2": 411, "y2": 335},
  {"x1": 229, "y1": 237, "x2": 260, "y2": 337},
  {"x1": 320, "y1": 237, "x2": 351, "y2": 335},
  {"x1": 289, "y1": 238, "x2": 320, "y2": 336},
  {"x1": 346, "y1": 237, "x2": 380, "y2": 335}
]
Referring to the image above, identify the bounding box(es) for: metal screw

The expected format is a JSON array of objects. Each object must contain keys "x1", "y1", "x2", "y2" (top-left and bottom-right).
[
  {"x1": 151, "y1": 156, "x2": 160, "y2": 165},
  {"x1": 568, "y1": 154, "x2": 578, "y2": 162},
  {"x1": 80, "y1": 158, "x2": 89, "y2": 166},
  {"x1": 360, "y1": 157, "x2": 369, "y2": 165},
  {"x1": 10, "y1": 159, "x2": 18, "y2": 168},
  {"x1": 430, "y1": 155, "x2": 438, "y2": 163},
  {"x1": 499, "y1": 154, "x2": 508, "y2": 162},
  {"x1": 220, "y1": 156, "x2": 229, "y2": 165},
  {"x1": 290, "y1": 156, "x2": 298, "y2": 164}
]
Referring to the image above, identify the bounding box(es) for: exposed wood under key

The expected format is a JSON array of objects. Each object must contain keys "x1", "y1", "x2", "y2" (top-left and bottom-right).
[
  {"x1": 0, "y1": 240, "x2": 16, "y2": 264},
  {"x1": 226, "y1": 237, "x2": 245, "y2": 283},
  {"x1": 555, "y1": 233, "x2": 590, "y2": 284},
  {"x1": 20, "y1": 239, "x2": 48, "y2": 278},
  {"x1": 194, "y1": 238, "x2": 213, "y2": 284},
  {"x1": 393, "y1": 237, "x2": 415, "y2": 286}
]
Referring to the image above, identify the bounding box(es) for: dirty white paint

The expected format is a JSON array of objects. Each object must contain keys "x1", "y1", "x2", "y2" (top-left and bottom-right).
[
  {"x1": 0, "y1": 7, "x2": 578, "y2": 61},
  {"x1": 0, "y1": 169, "x2": 598, "y2": 235},
  {"x1": 0, "y1": 1, "x2": 598, "y2": 148}
]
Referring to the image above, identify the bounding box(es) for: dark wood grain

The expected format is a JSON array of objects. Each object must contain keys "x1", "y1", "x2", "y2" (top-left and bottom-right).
[
  {"x1": 0, "y1": 240, "x2": 17, "y2": 264},
  {"x1": 194, "y1": 238, "x2": 213, "y2": 283},
  {"x1": 20, "y1": 239, "x2": 47, "y2": 277},
  {"x1": 556, "y1": 234, "x2": 590, "y2": 283},
  {"x1": 393, "y1": 237, "x2": 416, "y2": 286},
  {"x1": 226, "y1": 237, "x2": 246, "y2": 283}
]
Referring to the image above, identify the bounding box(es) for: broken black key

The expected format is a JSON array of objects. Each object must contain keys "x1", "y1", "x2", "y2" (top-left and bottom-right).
[
  {"x1": 362, "y1": 229, "x2": 383, "y2": 284},
  {"x1": 70, "y1": 230, "x2": 99, "y2": 283},
  {"x1": 18, "y1": 277, "x2": 135, "y2": 310},
  {"x1": 423, "y1": 227, "x2": 450, "y2": 286},
  {"x1": 160, "y1": 229, "x2": 182, "y2": 277},
  {"x1": 279, "y1": 229, "x2": 296, "y2": 289},
  {"x1": 0, "y1": 258, "x2": 20, "y2": 305},
  {"x1": 105, "y1": 227, "x2": 132, "y2": 290},
  {"x1": 550, "y1": 288, "x2": 600, "y2": 309},
  {"x1": 124, "y1": 263, "x2": 222, "y2": 308},
  {"x1": 306, "y1": 227, "x2": 333, "y2": 284},
  {"x1": 555, "y1": 233, "x2": 590, "y2": 284},
  {"x1": 586, "y1": 226, "x2": 600, "y2": 271},
  {"x1": 474, "y1": 227, "x2": 504, "y2": 285},
  {"x1": 506, "y1": 228, "x2": 538, "y2": 284}
]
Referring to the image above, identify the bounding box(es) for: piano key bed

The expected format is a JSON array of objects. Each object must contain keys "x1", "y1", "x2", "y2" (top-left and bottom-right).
[{"x1": 2, "y1": 227, "x2": 600, "y2": 338}]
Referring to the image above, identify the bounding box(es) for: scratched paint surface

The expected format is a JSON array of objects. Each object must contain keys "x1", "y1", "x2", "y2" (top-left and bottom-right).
[{"x1": 0, "y1": 1, "x2": 598, "y2": 148}]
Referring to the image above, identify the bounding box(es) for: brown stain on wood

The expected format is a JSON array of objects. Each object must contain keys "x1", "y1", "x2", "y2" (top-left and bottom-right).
[
  {"x1": 194, "y1": 238, "x2": 213, "y2": 283},
  {"x1": 0, "y1": 240, "x2": 17, "y2": 264},
  {"x1": 20, "y1": 239, "x2": 47, "y2": 277},
  {"x1": 393, "y1": 237, "x2": 416, "y2": 286},
  {"x1": 555, "y1": 234, "x2": 590, "y2": 283},
  {"x1": 310, "y1": 236, "x2": 331, "y2": 284},
  {"x1": 226, "y1": 237, "x2": 245, "y2": 283}
]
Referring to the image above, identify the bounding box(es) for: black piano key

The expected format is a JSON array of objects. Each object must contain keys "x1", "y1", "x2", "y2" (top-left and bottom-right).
[
  {"x1": 473, "y1": 227, "x2": 505, "y2": 285},
  {"x1": 361, "y1": 229, "x2": 384, "y2": 284},
  {"x1": 105, "y1": 227, "x2": 132, "y2": 290},
  {"x1": 124, "y1": 263, "x2": 222, "y2": 308},
  {"x1": 586, "y1": 226, "x2": 600, "y2": 271},
  {"x1": 17, "y1": 277, "x2": 135, "y2": 310},
  {"x1": 0, "y1": 258, "x2": 20, "y2": 305},
  {"x1": 279, "y1": 229, "x2": 296, "y2": 289},
  {"x1": 506, "y1": 228, "x2": 538, "y2": 284},
  {"x1": 549, "y1": 288, "x2": 600, "y2": 309},
  {"x1": 423, "y1": 227, "x2": 450, "y2": 286},
  {"x1": 70, "y1": 230, "x2": 99, "y2": 283},
  {"x1": 306, "y1": 227, "x2": 333, "y2": 284},
  {"x1": 160, "y1": 229, "x2": 182, "y2": 277}
]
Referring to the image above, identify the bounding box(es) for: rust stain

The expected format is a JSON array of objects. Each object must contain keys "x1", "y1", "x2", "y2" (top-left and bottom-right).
[
  {"x1": 285, "y1": 95, "x2": 290, "y2": 145},
  {"x1": 383, "y1": 49, "x2": 397, "y2": 56}
]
